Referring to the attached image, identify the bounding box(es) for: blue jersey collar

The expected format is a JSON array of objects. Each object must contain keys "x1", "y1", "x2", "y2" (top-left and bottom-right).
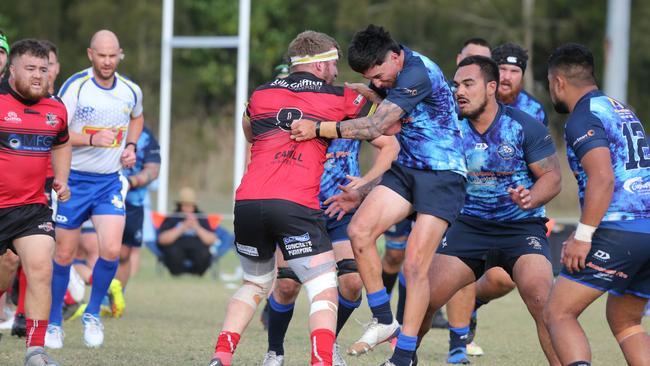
[{"x1": 468, "y1": 102, "x2": 504, "y2": 137}]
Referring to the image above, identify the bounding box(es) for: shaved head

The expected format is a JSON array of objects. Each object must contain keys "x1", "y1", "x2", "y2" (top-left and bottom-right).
[
  {"x1": 87, "y1": 29, "x2": 122, "y2": 84},
  {"x1": 90, "y1": 29, "x2": 120, "y2": 49}
]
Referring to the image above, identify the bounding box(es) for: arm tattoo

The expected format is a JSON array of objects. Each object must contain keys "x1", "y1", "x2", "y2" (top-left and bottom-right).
[
  {"x1": 358, "y1": 176, "x2": 383, "y2": 200},
  {"x1": 339, "y1": 100, "x2": 404, "y2": 140},
  {"x1": 531, "y1": 154, "x2": 561, "y2": 177}
]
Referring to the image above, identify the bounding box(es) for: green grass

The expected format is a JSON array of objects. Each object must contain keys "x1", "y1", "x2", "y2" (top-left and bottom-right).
[{"x1": 1, "y1": 248, "x2": 645, "y2": 365}]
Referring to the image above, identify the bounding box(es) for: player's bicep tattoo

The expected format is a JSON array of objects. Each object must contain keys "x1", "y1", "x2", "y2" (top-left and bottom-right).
[{"x1": 530, "y1": 153, "x2": 561, "y2": 178}]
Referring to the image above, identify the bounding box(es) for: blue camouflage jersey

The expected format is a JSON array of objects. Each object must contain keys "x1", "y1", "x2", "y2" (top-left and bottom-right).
[
  {"x1": 508, "y1": 90, "x2": 548, "y2": 126},
  {"x1": 565, "y1": 90, "x2": 650, "y2": 229},
  {"x1": 319, "y1": 138, "x2": 361, "y2": 209},
  {"x1": 461, "y1": 104, "x2": 556, "y2": 221},
  {"x1": 122, "y1": 126, "x2": 161, "y2": 206},
  {"x1": 383, "y1": 46, "x2": 466, "y2": 176}
]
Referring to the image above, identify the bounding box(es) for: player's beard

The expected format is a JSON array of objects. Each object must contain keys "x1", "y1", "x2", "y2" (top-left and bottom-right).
[
  {"x1": 553, "y1": 100, "x2": 570, "y2": 114},
  {"x1": 497, "y1": 81, "x2": 522, "y2": 105},
  {"x1": 93, "y1": 64, "x2": 116, "y2": 81},
  {"x1": 460, "y1": 95, "x2": 488, "y2": 120},
  {"x1": 14, "y1": 76, "x2": 48, "y2": 100}
]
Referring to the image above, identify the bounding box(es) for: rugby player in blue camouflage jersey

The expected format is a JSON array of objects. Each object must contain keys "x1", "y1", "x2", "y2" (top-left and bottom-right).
[
  {"x1": 292, "y1": 24, "x2": 467, "y2": 366},
  {"x1": 419, "y1": 55, "x2": 562, "y2": 365},
  {"x1": 544, "y1": 43, "x2": 650, "y2": 366}
]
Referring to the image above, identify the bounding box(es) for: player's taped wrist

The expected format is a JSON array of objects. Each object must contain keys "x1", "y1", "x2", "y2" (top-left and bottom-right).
[
  {"x1": 318, "y1": 121, "x2": 341, "y2": 139},
  {"x1": 574, "y1": 222, "x2": 597, "y2": 242}
]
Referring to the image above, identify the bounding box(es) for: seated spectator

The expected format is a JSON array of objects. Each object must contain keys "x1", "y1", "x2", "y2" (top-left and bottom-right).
[{"x1": 157, "y1": 187, "x2": 216, "y2": 276}]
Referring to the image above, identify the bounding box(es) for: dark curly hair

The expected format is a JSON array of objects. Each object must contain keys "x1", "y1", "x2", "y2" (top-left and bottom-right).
[
  {"x1": 9, "y1": 38, "x2": 49, "y2": 64},
  {"x1": 348, "y1": 24, "x2": 401, "y2": 73}
]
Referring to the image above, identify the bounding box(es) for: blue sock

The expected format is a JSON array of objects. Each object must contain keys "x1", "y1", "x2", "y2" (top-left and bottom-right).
[
  {"x1": 449, "y1": 326, "x2": 470, "y2": 351},
  {"x1": 390, "y1": 333, "x2": 417, "y2": 366},
  {"x1": 49, "y1": 261, "x2": 71, "y2": 326},
  {"x1": 336, "y1": 291, "x2": 361, "y2": 335},
  {"x1": 85, "y1": 257, "x2": 118, "y2": 317},
  {"x1": 396, "y1": 272, "x2": 407, "y2": 325},
  {"x1": 267, "y1": 295, "x2": 295, "y2": 356},
  {"x1": 367, "y1": 288, "x2": 393, "y2": 325}
]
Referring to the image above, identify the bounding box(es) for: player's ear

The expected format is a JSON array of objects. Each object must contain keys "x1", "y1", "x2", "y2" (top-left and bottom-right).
[
  {"x1": 553, "y1": 74, "x2": 566, "y2": 95},
  {"x1": 87, "y1": 48, "x2": 93, "y2": 62},
  {"x1": 119, "y1": 48, "x2": 124, "y2": 61},
  {"x1": 486, "y1": 80, "x2": 497, "y2": 96}
]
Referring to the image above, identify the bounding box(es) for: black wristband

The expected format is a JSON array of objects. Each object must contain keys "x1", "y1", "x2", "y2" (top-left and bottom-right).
[
  {"x1": 315, "y1": 121, "x2": 321, "y2": 137},
  {"x1": 335, "y1": 123, "x2": 342, "y2": 138},
  {"x1": 125, "y1": 142, "x2": 137, "y2": 152},
  {"x1": 89, "y1": 134, "x2": 94, "y2": 146}
]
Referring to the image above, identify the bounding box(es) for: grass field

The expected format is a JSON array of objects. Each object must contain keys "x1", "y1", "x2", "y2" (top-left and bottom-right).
[{"x1": 1, "y1": 245, "x2": 646, "y2": 366}]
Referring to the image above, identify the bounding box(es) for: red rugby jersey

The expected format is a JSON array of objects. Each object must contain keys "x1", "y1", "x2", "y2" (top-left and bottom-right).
[
  {"x1": 236, "y1": 72, "x2": 373, "y2": 209},
  {"x1": 0, "y1": 81, "x2": 69, "y2": 208}
]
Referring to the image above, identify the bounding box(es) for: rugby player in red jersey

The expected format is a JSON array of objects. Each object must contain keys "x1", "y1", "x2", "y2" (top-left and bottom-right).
[
  {"x1": 0, "y1": 39, "x2": 71, "y2": 366},
  {"x1": 208, "y1": 31, "x2": 375, "y2": 366}
]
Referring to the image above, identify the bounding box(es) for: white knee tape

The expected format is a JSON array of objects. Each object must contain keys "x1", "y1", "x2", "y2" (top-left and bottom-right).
[
  {"x1": 310, "y1": 300, "x2": 338, "y2": 316},
  {"x1": 242, "y1": 269, "x2": 276, "y2": 287},
  {"x1": 233, "y1": 270, "x2": 275, "y2": 308},
  {"x1": 303, "y1": 271, "x2": 338, "y2": 302}
]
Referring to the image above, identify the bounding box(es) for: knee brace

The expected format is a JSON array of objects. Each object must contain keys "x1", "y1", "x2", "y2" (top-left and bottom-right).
[
  {"x1": 336, "y1": 259, "x2": 358, "y2": 277},
  {"x1": 615, "y1": 324, "x2": 645, "y2": 344},
  {"x1": 232, "y1": 270, "x2": 275, "y2": 308},
  {"x1": 304, "y1": 271, "x2": 338, "y2": 315},
  {"x1": 277, "y1": 266, "x2": 302, "y2": 284}
]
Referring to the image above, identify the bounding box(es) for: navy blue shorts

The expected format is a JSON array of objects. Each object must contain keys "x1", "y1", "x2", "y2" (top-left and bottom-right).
[
  {"x1": 326, "y1": 213, "x2": 353, "y2": 244},
  {"x1": 380, "y1": 162, "x2": 466, "y2": 225},
  {"x1": 437, "y1": 215, "x2": 551, "y2": 279},
  {"x1": 122, "y1": 203, "x2": 144, "y2": 247},
  {"x1": 560, "y1": 228, "x2": 650, "y2": 298}
]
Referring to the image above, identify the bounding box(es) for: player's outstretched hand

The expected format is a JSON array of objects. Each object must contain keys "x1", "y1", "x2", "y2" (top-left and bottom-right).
[
  {"x1": 92, "y1": 129, "x2": 118, "y2": 147},
  {"x1": 290, "y1": 119, "x2": 316, "y2": 141},
  {"x1": 53, "y1": 179, "x2": 71, "y2": 202},
  {"x1": 121, "y1": 146, "x2": 136, "y2": 168},
  {"x1": 323, "y1": 184, "x2": 362, "y2": 221},
  {"x1": 507, "y1": 185, "x2": 533, "y2": 210},
  {"x1": 561, "y1": 231, "x2": 591, "y2": 274}
]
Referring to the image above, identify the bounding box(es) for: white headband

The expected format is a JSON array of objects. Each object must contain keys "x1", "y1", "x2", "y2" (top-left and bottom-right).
[{"x1": 290, "y1": 48, "x2": 338, "y2": 66}]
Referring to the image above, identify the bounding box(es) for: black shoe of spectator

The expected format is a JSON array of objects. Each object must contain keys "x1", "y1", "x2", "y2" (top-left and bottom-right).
[
  {"x1": 11, "y1": 313, "x2": 26, "y2": 337},
  {"x1": 431, "y1": 309, "x2": 449, "y2": 329}
]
